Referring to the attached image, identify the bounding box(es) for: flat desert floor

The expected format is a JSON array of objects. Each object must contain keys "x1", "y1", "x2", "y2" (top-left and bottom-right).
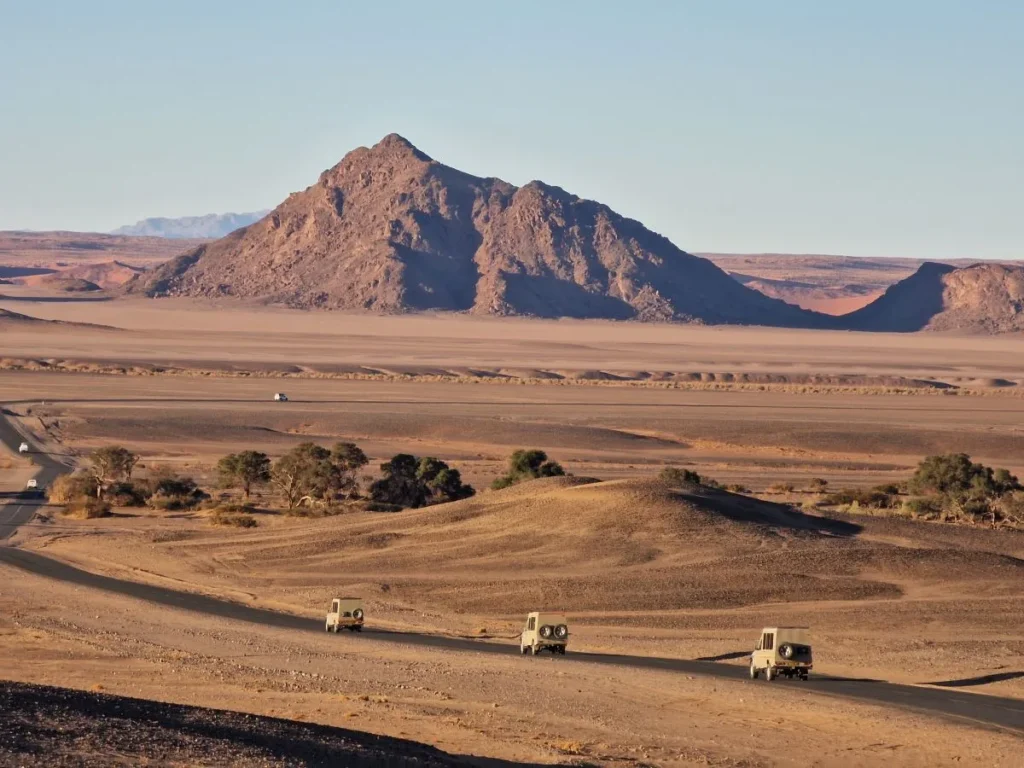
[{"x1": 2, "y1": 300, "x2": 1024, "y2": 765}]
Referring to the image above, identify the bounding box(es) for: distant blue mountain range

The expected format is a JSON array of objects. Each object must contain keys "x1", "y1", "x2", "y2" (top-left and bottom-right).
[{"x1": 111, "y1": 211, "x2": 270, "y2": 239}]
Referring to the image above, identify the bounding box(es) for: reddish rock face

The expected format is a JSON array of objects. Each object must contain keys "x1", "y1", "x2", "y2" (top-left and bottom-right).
[
  {"x1": 845, "y1": 262, "x2": 1024, "y2": 333},
  {"x1": 126, "y1": 134, "x2": 823, "y2": 327}
]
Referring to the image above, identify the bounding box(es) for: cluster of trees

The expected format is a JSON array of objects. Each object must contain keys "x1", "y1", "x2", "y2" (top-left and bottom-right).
[
  {"x1": 50, "y1": 445, "x2": 207, "y2": 517},
  {"x1": 216, "y1": 443, "x2": 474, "y2": 511},
  {"x1": 370, "y1": 454, "x2": 474, "y2": 508},
  {"x1": 50, "y1": 442, "x2": 576, "y2": 518},
  {"x1": 908, "y1": 453, "x2": 1021, "y2": 525},
  {"x1": 821, "y1": 453, "x2": 1022, "y2": 528},
  {"x1": 223, "y1": 442, "x2": 370, "y2": 512},
  {"x1": 491, "y1": 450, "x2": 564, "y2": 490}
]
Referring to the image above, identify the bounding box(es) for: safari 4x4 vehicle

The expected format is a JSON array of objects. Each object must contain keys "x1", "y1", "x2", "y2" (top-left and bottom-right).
[
  {"x1": 520, "y1": 612, "x2": 569, "y2": 655},
  {"x1": 750, "y1": 626, "x2": 812, "y2": 681},
  {"x1": 325, "y1": 597, "x2": 364, "y2": 633}
]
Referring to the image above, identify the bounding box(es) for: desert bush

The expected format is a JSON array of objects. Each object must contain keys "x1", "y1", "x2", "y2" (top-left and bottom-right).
[
  {"x1": 807, "y1": 478, "x2": 829, "y2": 492},
  {"x1": 874, "y1": 483, "x2": 903, "y2": 495},
  {"x1": 210, "y1": 510, "x2": 258, "y2": 528},
  {"x1": 768, "y1": 482, "x2": 796, "y2": 494},
  {"x1": 148, "y1": 475, "x2": 208, "y2": 510},
  {"x1": 995, "y1": 492, "x2": 1024, "y2": 526},
  {"x1": 48, "y1": 474, "x2": 100, "y2": 504},
  {"x1": 823, "y1": 487, "x2": 897, "y2": 508},
  {"x1": 371, "y1": 454, "x2": 474, "y2": 508},
  {"x1": 210, "y1": 501, "x2": 256, "y2": 514},
  {"x1": 659, "y1": 466, "x2": 703, "y2": 487},
  {"x1": 106, "y1": 481, "x2": 150, "y2": 507},
  {"x1": 491, "y1": 449, "x2": 565, "y2": 490},
  {"x1": 910, "y1": 453, "x2": 1020, "y2": 499},
  {"x1": 62, "y1": 497, "x2": 111, "y2": 519}
]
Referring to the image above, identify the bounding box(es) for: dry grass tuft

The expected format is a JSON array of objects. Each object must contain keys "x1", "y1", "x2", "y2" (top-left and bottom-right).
[{"x1": 209, "y1": 510, "x2": 258, "y2": 528}]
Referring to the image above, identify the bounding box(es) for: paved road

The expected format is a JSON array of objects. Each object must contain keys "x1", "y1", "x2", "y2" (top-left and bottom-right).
[
  {"x1": 0, "y1": 411, "x2": 1021, "y2": 736},
  {"x1": 0, "y1": 409, "x2": 68, "y2": 541}
]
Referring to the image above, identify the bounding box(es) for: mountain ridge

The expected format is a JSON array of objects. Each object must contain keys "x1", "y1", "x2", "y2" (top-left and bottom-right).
[
  {"x1": 112, "y1": 211, "x2": 270, "y2": 239},
  {"x1": 125, "y1": 134, "x2": 826, "y2": 328}
]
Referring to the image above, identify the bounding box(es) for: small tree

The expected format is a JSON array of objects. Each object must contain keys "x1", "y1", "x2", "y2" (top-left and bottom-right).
[
  {"x1": 371, "y1": 454, "x2": 474, "y2": 508},
  {"x1": 371, "y1": 454, "x2": 426, "y2": 508},
  {"x1": 332, "y1": 442, "x2": 369, "y2": 499},
  {"x1": 417, "y1": 456, "x2": 475, "y2": 505},
  {"x1": 218, "y1": 451, "x2": 272, "y2": 501},
  {"x1": 272, "y1": 442, "x2": 332, "y2": 511},
  {"x1": 88, "y1": 446, "x2": 139, "y2": 498},
  {"x1": 492, "y1": 449, "x2": 565, "y2": 490}
]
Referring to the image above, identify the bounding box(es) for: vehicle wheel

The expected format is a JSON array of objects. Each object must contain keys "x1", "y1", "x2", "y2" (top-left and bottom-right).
[
  {"x1": 749, "y1": 663, "x2": 759, "y2": 680},
  {"x1": 559, "y1": 647, "x2": 566, "y2": 655},
  {"x1": 765, "y1": 666, "x2": 775, "y2": 682},
  {"x1": 800, "y1": 673, "x2": 809, "y2": 681}
]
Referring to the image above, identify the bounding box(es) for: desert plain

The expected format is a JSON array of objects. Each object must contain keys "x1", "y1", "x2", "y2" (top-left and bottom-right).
[{"x1": 2, "y1": 295, "x2": 1024, "y2": 766}]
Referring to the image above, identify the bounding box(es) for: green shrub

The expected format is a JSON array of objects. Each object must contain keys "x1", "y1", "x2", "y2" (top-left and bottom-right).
[
  {"x1": 148, "y1": 475, "x2": 208, "y2": 510},
  {"x1": 659, "y1": 466, "x2": 702, "y2": 486},
  {"x1": 491, "y1": 449, "x2": 565, "y2": 490},
  {"x1": 910, "y1": 453, "x2": 1020, "y2": 499},
  {"x1": 106, "y1": 481, "x2": 150, "y2": 507}
]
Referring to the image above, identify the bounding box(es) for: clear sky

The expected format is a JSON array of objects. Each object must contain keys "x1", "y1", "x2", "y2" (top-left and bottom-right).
[{"x1": 1, "y1": 1, "x2": 1021, "y2": 258}]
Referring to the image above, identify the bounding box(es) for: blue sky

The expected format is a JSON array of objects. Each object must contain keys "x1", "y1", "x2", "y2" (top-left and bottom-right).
[{"x1": 1, "y1": 1, "x2": 1021, "y2": 258}]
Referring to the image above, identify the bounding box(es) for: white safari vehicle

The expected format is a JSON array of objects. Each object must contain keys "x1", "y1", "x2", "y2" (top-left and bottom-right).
[
  {"x1": 750, "y1": 626, "x2": 813, "y2": 681},
  {"x1": 273, "y1": 393, "x2": 289, "y2": 402},
  {"x1": 520, "y1": 611, "x2": 569, "y2": 655},
  {"x1": 26, "y1": 478, "x2": 38, "y2": 489},
  {"x1": 325, "y1": 597, "x2": 364, "y2": 633},
  {"x1": 19, "y1": 442, "x2": 29, "y2": 453}
]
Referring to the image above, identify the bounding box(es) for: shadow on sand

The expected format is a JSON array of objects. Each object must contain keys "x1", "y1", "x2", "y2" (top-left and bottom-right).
[
  {"x1": 927, "y1": 671, "x2": 1024, "y2": 688},
  {"x1": 680, "y1": 488, "x2": 863, "y2": 537}
]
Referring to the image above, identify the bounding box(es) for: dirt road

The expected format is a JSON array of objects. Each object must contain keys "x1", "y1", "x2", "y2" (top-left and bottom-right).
[{"x1": 1, "y1": 408, "x2": 1022, "y2": 739}]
